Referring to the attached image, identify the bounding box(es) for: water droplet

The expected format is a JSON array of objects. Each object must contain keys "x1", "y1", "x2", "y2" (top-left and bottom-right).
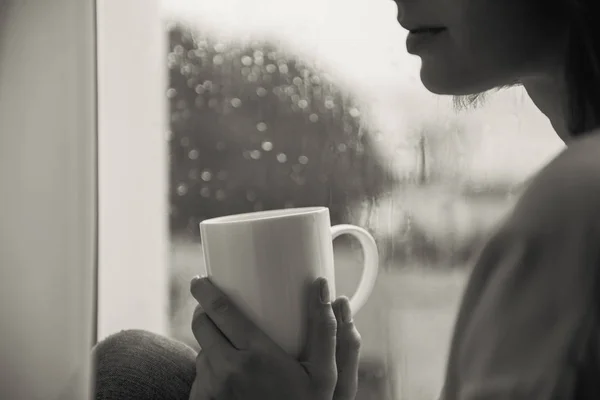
[
  {"x1": 325, "y1": 100, "x2": 335, "y2": 109},
  {"x1": 349, "y1": 108, "x2": 360, "y2": 117},
  {"x1": 241, "y1": 56, "x2": 253, "y2": 66},
  {"x1": 337, "y1": 143, "x2": 347, "y2": 152},
  {"x1": 195, "y1": 85, "x2": 205, "y2": 94},
  {"x1": 248, "y1": 73, "x2": 258, "y2": 82},
  {"x1": 166, "y1": 88, "x2": 177, "y2": 98},
  {"x1": 201, "y1": 170, "x2": 212, "y2": 181},
  {"x1": 279, "y1": 64, "x2": 289, "y2": 74},
  {"x1": 293, "y1": 77, "x2": 303, "y2": 86},
  {"x1": 214, "y1": 43, "x2": 226, "y2": 53},
  {"x1": 216, "y1": 190, "x2": 226, "y2": 201},
  {"x1": 177, "y1": 184, "x2": 188, "y2": 196},
  {"x1": 298, "y1": 99, "x2": 308, "y2": 109},
  {"x1": 188, "y1": 149, "x2": 199, "y2": 160},
  {"x1": 250, "y1": 150, "x2": 262, "y2": 160},
  {"x1": 256, "y1": 87, "x2": 268, "y2": 97},
  {"x1": 298, "y1": 155, "x2": 309, "y2": 164},
  {"x1": 276, "y1": 153, "x2": 288, "y2": 163},
  {"x1": 231, "y1": 98, "x2": 242, "y2": 108},
  {"x1": 203, "y1": 81, "x2": 213, "y2": 90},
  {"x1": 256, "y1": 122, "x2": 268, "y2": 132},
  {"x1": 261, "y1": 141, "x2": 273, "y2": 151},
  {"x1": 266, "y1": 64, "x2": 277, "y2": 73},
  {"x1": 309, "y1": 113, "x2": 319, "y2": 122}
]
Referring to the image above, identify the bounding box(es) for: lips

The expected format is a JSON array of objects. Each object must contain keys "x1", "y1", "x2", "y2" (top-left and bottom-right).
[{"x1": 408, "y1": 27, "x2": 446, "y2": 34}]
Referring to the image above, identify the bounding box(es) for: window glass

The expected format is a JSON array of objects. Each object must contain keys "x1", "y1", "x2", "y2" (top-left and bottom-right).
[{"x1": 163, "y1": 1, "x2": 564, "y2": 398}]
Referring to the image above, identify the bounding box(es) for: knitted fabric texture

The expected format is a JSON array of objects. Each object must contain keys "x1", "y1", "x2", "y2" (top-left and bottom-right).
[{"x1": 93, "y1": 329, "x2": 197, "y2": 400}]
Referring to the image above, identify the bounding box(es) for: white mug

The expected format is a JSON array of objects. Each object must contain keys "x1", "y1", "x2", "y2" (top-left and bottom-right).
[{"x1": 199, "y1": 206, "x2": 379, "y2": 358}]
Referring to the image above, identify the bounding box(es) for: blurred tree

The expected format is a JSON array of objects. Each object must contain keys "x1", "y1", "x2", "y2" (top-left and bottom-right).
[{"x1": 167, "y1": 24, "x2": 396, "y2": 235}]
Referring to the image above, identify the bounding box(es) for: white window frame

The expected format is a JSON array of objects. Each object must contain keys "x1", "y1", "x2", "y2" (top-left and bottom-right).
[
  {"x1": 96, "y1": 0, "x2": 169, "y2": 341},
  {"x1": 1, "y1": 0, "x2": 168, "y2": 398}
]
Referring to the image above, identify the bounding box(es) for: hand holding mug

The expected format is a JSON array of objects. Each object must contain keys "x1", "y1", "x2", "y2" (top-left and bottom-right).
[{"x1": 189, "y1": 276, "x2": 361, "y2": 400}]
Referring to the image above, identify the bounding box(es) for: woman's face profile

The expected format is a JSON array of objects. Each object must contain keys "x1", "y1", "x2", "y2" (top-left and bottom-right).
[{"x1": 394, "y1": 0, "x2": 570, "y2": 96}]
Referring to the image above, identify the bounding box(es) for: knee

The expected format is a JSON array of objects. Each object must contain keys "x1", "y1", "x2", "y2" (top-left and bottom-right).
[{"x1": 93, "y1": 330, "x2": 197, "y2": 400}]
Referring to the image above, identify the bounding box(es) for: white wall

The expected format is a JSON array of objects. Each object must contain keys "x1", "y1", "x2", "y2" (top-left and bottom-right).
[
  {"x1": 96, "y1": 0, "x2": 169, "y2": 339},
  {"x1": 0, "y1": 1, "x2": 96, "y2": 399}
]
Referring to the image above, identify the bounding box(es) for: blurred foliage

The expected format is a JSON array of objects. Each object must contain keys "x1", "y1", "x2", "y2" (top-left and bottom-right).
[{"x1": 167, "y1": 24, "x2": 397, "y2": 235}]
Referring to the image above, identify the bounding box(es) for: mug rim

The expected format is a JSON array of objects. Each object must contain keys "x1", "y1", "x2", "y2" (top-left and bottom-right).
[{"x1": 200, "y1": 206, "x2": 328, "y2": 226}]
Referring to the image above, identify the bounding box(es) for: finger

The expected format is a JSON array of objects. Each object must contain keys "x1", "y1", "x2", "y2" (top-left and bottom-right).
[
  {"x1": 332, "y1": 296, "x2": 361, "y2": 400},
  {"x1": 191, "y1": 303, "x2": 237, "y2": 366},
  {"x1": 191, "y1": 276, "x2": 267, "y2": 351},
  {"x1": 191, "y1": 351, "x2": 216, "y2": 399},
  {"x1": 299, "y1": 278, "x2": 338, "y2": 380}
]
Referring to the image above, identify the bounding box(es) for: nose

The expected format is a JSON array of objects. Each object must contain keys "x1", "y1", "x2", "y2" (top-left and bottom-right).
[{"x1": 392, "y1": 1, "x2": 404, "y2": 20}]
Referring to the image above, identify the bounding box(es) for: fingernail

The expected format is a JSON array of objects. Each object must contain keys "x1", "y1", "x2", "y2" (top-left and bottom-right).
[
  {"x1": 341, "y1": 299, "x2": 352, "y2": 323},
  {"x1": 319, "y1": 278, "x2": 330, "y2": 304}
]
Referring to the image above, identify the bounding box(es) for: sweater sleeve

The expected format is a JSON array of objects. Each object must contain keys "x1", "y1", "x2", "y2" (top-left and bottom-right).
[{"x1": 440, "y1": 136, "x2": 600, "y2": 399}]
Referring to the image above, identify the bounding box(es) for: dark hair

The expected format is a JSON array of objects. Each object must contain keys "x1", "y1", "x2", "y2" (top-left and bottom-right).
[
  {"x1": 564, "y1": 0, "x2": 600, "y2": 135},
  {"x1": 453, "y1": 0, "x2": 600, "y2": 137}
]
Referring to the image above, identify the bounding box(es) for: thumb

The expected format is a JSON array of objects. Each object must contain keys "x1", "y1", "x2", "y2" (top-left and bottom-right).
[{"x1": 299, "y1": 278, "x2": 338, "y2": 379}]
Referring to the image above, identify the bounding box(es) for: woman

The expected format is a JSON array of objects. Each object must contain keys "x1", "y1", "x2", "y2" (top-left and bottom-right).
[{"x1": 94, "y1": 0, "x2": 600, "y2": 398}]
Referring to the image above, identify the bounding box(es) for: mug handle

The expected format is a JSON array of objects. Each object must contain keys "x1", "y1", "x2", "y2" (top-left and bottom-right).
[{"x1": 330, "y1": 224, "x2": 379, "y2": 315}]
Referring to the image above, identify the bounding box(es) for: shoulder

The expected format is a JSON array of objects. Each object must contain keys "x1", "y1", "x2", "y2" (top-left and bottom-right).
[{"x1": 507, "y1": 131, "x2": 600, "y2": 234}]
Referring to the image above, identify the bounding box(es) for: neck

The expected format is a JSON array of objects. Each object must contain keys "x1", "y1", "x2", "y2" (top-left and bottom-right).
[{"x1": 522, "y1": 74, "x2": 572, "y2": 143}]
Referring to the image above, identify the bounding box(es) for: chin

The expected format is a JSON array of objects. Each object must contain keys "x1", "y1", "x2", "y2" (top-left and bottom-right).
[{"x1": 418, "y1": 62, "x2": 496, "y2": 97}]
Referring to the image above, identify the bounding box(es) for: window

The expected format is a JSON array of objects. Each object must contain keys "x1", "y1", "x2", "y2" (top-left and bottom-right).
[
  {"x1": 161, "y1": 1, "x2": 564, "y2": 398},
  {"x1": 3, "y1": 0, "x2": 566, "y2": 399}
]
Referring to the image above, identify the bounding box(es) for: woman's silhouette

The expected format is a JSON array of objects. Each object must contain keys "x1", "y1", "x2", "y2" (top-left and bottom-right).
[{"x1": 94, "y1": 0, "x2": 600, "y2": 398}]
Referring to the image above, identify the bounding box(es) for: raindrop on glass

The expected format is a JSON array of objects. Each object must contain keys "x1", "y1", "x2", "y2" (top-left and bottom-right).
[
  {"x1": 231, "y1": 98, "x2": 242, "y2": 108},
  {"x1": 276, "y1": 153, "x2": 288, "y2": 163},
  {"x1": 256, "y1": 122, "x2": 268, "y2": 132},
  {"x1": 241, "y1": 56, "x2": 253, "y2": 66},
  {"x1": 188, "y1": 149, "x2": 199, "y2": 160},
  {"x1": 256, "y1": 87, "x2": 268, "y2": 97},
  {"x1": 201, "y1": 170, "x2": 213, "y2": 181},
  {"x1": 177, "y1": 184, "x2": 188, "y2": 196},
  {"x1": 261, "y1": 141, "x2": 273, "y2": 151}
]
